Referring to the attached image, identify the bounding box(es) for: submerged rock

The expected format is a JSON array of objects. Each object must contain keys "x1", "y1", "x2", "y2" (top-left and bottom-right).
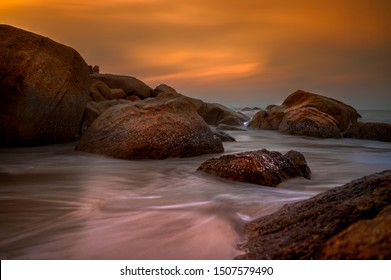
[
  {"x1": 0, "y1": 24, "x2": 90, "y2": 146},
  {"x1": 344, "y1": 122, "x2": 391, "y2": 142},
  {"x1": 236, "y1": 170, "x2": 391, "y2": 259},
  {"x1": 76, "y1": 95, "x2": 224, "y2": 160},
  {"x1": 197, "y1": 149, "x2": 311, "y2": 187},
  {"x1": 248, "y1": 90, "x2": 360, "y2": 138}
]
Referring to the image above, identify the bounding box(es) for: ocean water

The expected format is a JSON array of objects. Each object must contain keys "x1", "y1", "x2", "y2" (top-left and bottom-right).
[{"x1": 0, "y1": 110, "x2": 390, "y2": 259}]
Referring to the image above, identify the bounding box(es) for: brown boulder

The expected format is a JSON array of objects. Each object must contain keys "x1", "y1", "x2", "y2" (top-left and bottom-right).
[
  {"x1": 236, "y1": 170, "x2": 391, "y2": 259},
  {"x1": 344, "y1": 122, "x2": 391, "y2": 142},
  {"x1": 248, "y1": 90, "x2": 360, "y2": 138},
  {"x1": 91, "y1": 73, "x2": 153, "y2": 99},
  {"x1": 278, "y1": 107, "x2": 341, "y2": 138},
  {"x1": 0, "y1": 25, "x2": 91, "y2": 146},
  {"x1": 76, "y1": 96, "x2": 224, "y2": 160},
  {"x1": 89, "y1": 80, "x2": 126, "y2": 101},
  {"x1": 197, "y1": 149, "x2": 311, "y2": 187}
]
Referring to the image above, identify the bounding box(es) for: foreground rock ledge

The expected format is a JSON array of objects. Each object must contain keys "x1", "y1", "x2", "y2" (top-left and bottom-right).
[
  {"x1": 236, "y1": 170, "x2": 391, "y2": 259},
  {"x1": 197, "y1": 149, "x2": 311, "y2": 187}
]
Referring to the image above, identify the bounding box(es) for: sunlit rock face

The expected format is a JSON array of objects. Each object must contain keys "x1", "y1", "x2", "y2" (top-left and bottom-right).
[
  {"x1": 197, "y1": 149, "x2": 311, "y2": 187},
  {"x1": 76, "y1": 95, "x2": 224, "y2": 160},
  {"x1": 236, "y1": 170, "x2": 391, "y2": 260},
  {"x1": 0, "y1": 24, "x2": 90, "y2": 146},
  {"x1": 248, "y1": 90, "x2": 360, "y2": 138}
]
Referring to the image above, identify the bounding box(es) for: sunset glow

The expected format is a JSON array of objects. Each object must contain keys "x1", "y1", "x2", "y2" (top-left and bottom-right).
[{"x1": 1, "y1": 0, "x2": 390, "y2": 108}]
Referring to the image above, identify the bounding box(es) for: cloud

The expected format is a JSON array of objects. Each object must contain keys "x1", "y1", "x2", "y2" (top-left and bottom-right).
[{"x1": 1, "y1": 0, "x2": 390, "y2": 108}]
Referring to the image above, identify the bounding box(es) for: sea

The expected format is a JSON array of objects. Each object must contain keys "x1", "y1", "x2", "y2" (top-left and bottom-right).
[{"x1": 0, "y1": 110, "x2": 390, "y2": 259}]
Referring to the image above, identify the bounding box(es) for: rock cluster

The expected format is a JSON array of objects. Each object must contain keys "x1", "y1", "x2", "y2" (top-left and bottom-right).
[
  {"x1": 197, "y1": 149, "x2": 311, "y2": 187},
  {"x1": 248, "y1": 90, "x2": 360, "y2": 138},
  {"x1": 236, "y1": 170, "x2": 391, "y2": 259}
]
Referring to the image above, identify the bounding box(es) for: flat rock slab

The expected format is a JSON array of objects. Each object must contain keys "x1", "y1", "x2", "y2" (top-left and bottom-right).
[
  {"x1": 197, "y1": 149, "x2": 311, "y2": 187},
  {"x1": 236, "y1": 170, "x2": 391, "y2": 259}
]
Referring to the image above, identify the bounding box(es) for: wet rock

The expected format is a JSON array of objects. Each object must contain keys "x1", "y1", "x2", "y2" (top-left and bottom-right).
[
  {"x1": 344, "y1": 122, "x2": 391, "y2": 142},
  {"x1": 0, "y1": 24, "x2": 90, "y2": 146},
  {"x1": 236, "y1": 170, "x2": 391, "y2": 259},
  {"x1": 248, "y1": 90, "x2": 360, "y2": 138},
  {"x1": 76, "y1": 95, "x2": 224, "y2": 160},
  {"x1": 91, "y1": 73, "x2": 153, "y2": 99},
  {"x1": 211, "y1": 128, "x2": 236, "y2": 142},
  {"x1": 197, "y1": 149, "x2": 311, "y2": 187}
]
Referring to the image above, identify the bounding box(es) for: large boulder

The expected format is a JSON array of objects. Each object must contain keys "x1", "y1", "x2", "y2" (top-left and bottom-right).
[
  {"x1": 0, "y1": 24, "x2": 91, "y2": 146},
  {"x1": 91, "y1": 73, "x2": 154, "y2": 99},
  {"x1": 89, "y1": 80, "x2": 126, "y2": 102},
  {"x1": 344, "y1": 122, "x2": 391, "y2": 142},
  {"x1": 248, "y1": 90, "x2": 360, "y2": 138},
  {"x1": 197, "y1": 149, "x2": 311, "y2": 187},
  {"x1": 76, "y1": 95, "x2": 224, "y2": 160},
  {"x1": 236, "y1": 170, "x2": 391, "y2": 259}
]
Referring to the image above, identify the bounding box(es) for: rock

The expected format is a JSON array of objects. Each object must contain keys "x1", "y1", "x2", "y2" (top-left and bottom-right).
[
  {"x1": 344, "y1": 122, "x2": 391, "y2": 142},
  {"x1": 154, "y1": 84, "x2": 178, "y2": 94},
  {"x1": 248, "y1": 90, "x2": 360, "y2": 138},
  {"x1": 197, "y1": 149, "x2": 311, "y2": 187},
  {"x1": 278, "y1": 107, "x2": 341, "y2": 138},
  {"x1": 216, "y1": 124, "x2": 247, "y2": 131},
  {"x1": 76, "y1": 95, "x2": 224, "y2": 160},
  {"x1": 89, "y1": 80, "x2": 126, "y2": 101},
  {"x1": 126, "y1": 95, "x2": 142, "y2": 102},
  {"x1": 91, "y1": 73, "x2": 153, "y2": 99},
  {"x1": 236, "y1": 170, "x2": 391, "y2": 259},
  {"x1": 80, "y1": 99, "x2": 132, "y2": 135},
  {"x1": 211, "y1": 128, "x2": 236, "y2": 142},
  {"x1": 216, "y1": 116, "x2": 244, "y2": 127},
  {"x1": 0, "y1": 24, "x2": 90, "y2": 146}
]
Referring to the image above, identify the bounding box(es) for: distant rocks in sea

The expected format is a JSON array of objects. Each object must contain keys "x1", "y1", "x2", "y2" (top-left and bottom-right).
[
  {"x1": 197, "y1": 149, "x2": 311, "y2": 187},
  {"x1": 248, "y1": 90, "x2": 360, "y2": 138},
  {"x1": 0, "y1": 24, "x2": 90, "y2": 146},
  {"x1": 236, "y1": 170, "x2": 391, "y2": 259}
]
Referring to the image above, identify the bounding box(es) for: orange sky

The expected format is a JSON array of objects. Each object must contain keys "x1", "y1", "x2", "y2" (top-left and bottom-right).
[{"x1": 1, "y1": 0, "x2": 391, "y2": 108}]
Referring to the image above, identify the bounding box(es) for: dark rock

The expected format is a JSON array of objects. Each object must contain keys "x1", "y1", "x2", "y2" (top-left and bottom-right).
[
  {"x1": 197, "y1": 149, "x2": 311, "y2": 187},
  {"x1": 76, "y1": 95, "x2": 224, "y2": 160},
  {"x1": 89, "y1": 80, "x2": 126, "y2": 101},
  {"x1": 211, "y1": 128, "x2": 236, "y2": 142},
  {"x1": 236, "y1": 170, "x2": 391, "y2": 259},
  {"x1": 0, "y1": 24, "x2": 90, "y2": 146},
  {"x1": 344, "y1": 122, "x2": 391, "y2": 142},
  {"x1": 217, "y1": 115, "x2": 244, "y2": 126},
  {"x1": 91, "y1": 73, "x2": 153, "y2": 99},
  {"x1": 248, "y1": 90, "x2": 360, "y2": 138},
  {"x1": 154, "y1": 84, "x2": 178, "y2": 94},
  {"x1": 278, "y1": 107, "x2": 341, "y2": 138},
  {"x1": 216, "y1": 124, "x2": 247, "y2": 131}
]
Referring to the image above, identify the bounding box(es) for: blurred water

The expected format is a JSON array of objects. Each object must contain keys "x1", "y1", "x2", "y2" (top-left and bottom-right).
[{"x1": 0, "y1": 111, "x2": 390, "y2": 260}]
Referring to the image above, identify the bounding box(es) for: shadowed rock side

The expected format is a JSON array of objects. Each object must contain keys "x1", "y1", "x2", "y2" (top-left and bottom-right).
[
  {"x1": 248, "y1": 90, "x2": 360, "y2": 138},
  {"x1": 344, "y1": 122, "x2": 391, "y2": 142},
  {"x1": 0, "y1": 24, "x2": 91, "y2": 146},
  {"x1": 76, "y1": 95, "x2": 224, "y2": 160},
  {"x1": 197, "y1": 149, "x2": 311, "y2": 187},
  {"x1": 236, "y1": 170, "x2": 391, "y2": 259}
]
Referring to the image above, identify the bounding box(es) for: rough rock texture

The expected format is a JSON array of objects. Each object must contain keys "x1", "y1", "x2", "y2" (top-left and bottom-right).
[
  {"x1": 0, "y1": 24, "x2": 91, "y2": 146},
  {"x1": 76, "y1": 95, "x2": 224, "y2": 160},
  {"x1": 91, "y1": 73, "x2": 153, "y2": 99},
  {"x1": 248, "y1": 90, "x2": 360, "y2": 138},
  {"x1": 197, "y1": 149, "x2": 311, "y2": 187},
  {"x1": 236, "y1": 170, "x2": 391, "y2": 259},
  {"x1": 344, "y1": 122, "x2": 391, "y2": 142},
  {"x1": 80, "y1": 99, "x2": 132, "y2": 135},
  {"x1": 279, "y1": 107, "x2": 341, "y2": 138}
]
